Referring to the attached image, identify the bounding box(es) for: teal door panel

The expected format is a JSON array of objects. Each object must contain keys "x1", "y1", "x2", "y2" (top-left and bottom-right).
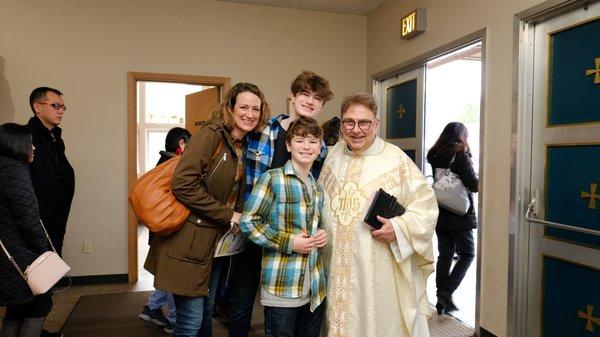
[
  {"x1": 386, "y1": 80, "x2": 417, "y2": 138},
  {"x1": 545, "y1": 145, "x2": 600, "y2": 247},
  {"x1": 542, "y1": 256, "x2": 600, "y2": 336},
  {"x1": 549, "y1": 18, "x2": 600, "y2": 126}
]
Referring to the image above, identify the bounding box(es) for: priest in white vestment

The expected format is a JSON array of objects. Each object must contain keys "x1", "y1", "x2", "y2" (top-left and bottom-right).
[{"x1": 319, "y1": 93, "x2": 438, "y2": 337}]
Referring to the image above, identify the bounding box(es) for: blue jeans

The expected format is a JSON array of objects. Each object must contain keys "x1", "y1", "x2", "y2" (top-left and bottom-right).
[
  {"x1": 229, "y1": 242, "x2": 262, "y2": 337},
  {"x1": 171, "y1": 257, "x2": 224, "y2": 337},
  {"x1": 264, "y1": 301, "x2": 325, "y2": 337},
  {"x1": 148, "y1": 289, "x2": 176, "y2": 324},
  {"x1": 199, "y1": 257, "x2": 224, "y2": 337},
  {"x1": 172, "y1": 294, "x2": 205, "y2": 337}
]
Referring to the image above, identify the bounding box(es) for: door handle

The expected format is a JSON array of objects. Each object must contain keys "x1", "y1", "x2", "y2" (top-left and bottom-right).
[{"x1": 524, "y1": 195, "x2": 600, "y2": 237}]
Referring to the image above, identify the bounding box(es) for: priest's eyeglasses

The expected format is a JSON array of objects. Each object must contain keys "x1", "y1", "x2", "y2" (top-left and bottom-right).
[
  {"x1": 38, "y1": 102, "x2": 67, "y2": 111},
  {"x1": 341, "y1": 118, "x2": 373, "y2": 131}
]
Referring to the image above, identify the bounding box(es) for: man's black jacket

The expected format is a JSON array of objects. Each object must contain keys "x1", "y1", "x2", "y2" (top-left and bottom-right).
[{"x1": 28, "y1": 116, "x2": 75, "y2": 255}]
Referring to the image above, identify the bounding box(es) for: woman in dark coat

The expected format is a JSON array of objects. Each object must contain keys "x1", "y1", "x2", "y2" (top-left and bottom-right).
[
  {"x1": 426, "y1": 122, "x2": 479, "y2": 315},
  {"x1": 145, "y1": 83, "x2": 270, "y2": 337},
  {"x1": 0, "y1": 123, "x2": 52, "y2": 337}
]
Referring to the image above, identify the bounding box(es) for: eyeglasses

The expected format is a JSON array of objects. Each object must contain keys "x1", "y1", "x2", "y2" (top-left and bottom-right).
[
  {"x1": 341, "y1": 119, "x2": 374, "y2": 131},
  {"x1": 38, "y1": 102, "x2": 67, "y2": 111}
]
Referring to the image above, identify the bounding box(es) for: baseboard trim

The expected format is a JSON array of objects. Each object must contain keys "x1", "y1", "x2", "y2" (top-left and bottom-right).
[
  {"x1": 479, "y1": 327, "x2": 498, "y2": 337},
  {"x1": 59, "y1": 273, "x2": 129, "y2": 286}
]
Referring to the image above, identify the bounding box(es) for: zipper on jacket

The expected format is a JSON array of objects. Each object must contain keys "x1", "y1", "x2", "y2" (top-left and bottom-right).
[{"x1": 207, "y1": 152, "x2": 226, "y2": 181}]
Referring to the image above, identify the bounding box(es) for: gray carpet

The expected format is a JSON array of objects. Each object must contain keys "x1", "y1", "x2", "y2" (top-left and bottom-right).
[
  {"x1": 62, "y1": 291, "x2": 166, "y2": 337},
  {"x1": 61, "y1": 291, "x2": 473, "y2": 337},
  {"x1": 61, "y1": 291, "x2": 264, "y2": 337}
]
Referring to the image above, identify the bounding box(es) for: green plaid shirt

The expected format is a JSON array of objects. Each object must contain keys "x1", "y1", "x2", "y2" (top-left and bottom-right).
[{"x1": 240, "y1": 160, "x2": 326, "y2": 311}]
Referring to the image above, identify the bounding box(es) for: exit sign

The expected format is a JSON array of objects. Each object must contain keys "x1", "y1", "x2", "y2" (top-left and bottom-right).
[{"x1": 401, "y1": 9, "x2": 426, "y2": 39}]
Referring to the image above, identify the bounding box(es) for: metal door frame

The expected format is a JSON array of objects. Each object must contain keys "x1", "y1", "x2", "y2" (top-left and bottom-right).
[
  {"x1": 509, "y1": 1, "x2": 600, "y2": 336},
  {"x1": 372, "y1": 30, "x2": 486, "y2": 333}
]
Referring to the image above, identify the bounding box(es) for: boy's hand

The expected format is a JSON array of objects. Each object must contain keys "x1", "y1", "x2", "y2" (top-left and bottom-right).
[
  {"x1": 292, "y1": 232, "x2": 315, "y2": 254},
  {"x1": 313, "y1": 229, "x2": 327, "y2": 248}
]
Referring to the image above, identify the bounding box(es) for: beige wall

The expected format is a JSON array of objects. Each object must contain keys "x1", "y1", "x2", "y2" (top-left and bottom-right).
[
  {"x1": 0, "y1": 0, "x2": 366, "y2": 276},
  {"x1": 367, "y1": 0, "x2": 546, "y2": 335}
]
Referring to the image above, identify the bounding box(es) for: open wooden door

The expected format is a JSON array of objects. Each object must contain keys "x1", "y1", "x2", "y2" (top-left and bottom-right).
[{"x1": 185, "y1": 87, "x2": 219, "y2": 135}]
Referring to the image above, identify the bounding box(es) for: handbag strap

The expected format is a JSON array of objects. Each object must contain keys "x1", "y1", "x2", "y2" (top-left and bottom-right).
[
  {"x1": 0, "y1": 219, "x2": 58, "y2": 281},
  {"x1": 38, "y1": 219, "x2": 59, "y2": 253},
  {"x1": 444, "y1": 153, "x2": 457, "y2": 176},
  {"x1": 0, "y1": 236, "x2": 27, "y2": 280}
]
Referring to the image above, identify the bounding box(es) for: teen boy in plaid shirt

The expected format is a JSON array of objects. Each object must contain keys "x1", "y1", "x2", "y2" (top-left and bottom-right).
[
  {"x1": 229, "y1": 71, "x2": 333, "y2": 337},
  {"x1": 240, "y1": 117, "x2": 327, "y2": 337}
]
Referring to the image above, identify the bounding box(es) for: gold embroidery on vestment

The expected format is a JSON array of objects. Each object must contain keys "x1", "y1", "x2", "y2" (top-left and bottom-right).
[{"x1": 327, "y1": 155, "x2": 365, "y2": 337}]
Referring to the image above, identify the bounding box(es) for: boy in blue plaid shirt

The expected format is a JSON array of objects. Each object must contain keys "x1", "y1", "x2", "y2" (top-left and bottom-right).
[{"x1": 240, "y1": 117, "x2": 327, "y2": 337}]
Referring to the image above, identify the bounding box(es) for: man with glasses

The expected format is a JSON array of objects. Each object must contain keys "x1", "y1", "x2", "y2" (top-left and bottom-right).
[
  {"x1": 318, "y1": 93, "x2": 438, "y2": 337},
  {"x1": 229, "y1": 71, "x2": 333, "y2": 337},
  {"x1": 27, "y1": 87, "x2": 75, "y2": 257}
]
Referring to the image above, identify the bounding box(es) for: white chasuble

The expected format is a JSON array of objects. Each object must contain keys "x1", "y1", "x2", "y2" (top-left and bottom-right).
[{"x1": 319, "y1": 138, "x2": 438, "y2": 337}]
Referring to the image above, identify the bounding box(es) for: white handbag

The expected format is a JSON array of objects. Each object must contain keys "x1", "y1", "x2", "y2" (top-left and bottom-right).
[
  {"x1": 0, "y1": 220, "x2": 71, "y2": 295},
  {"x1": 432, "y1": 153, "x2": 470, "y2": 216}
]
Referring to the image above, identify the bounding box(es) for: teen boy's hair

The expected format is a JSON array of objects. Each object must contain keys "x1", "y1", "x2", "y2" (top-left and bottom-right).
[
  {"x1": 290, "y1": 71, "x2": 334, "y2": 103},
  {"x1": 286, "y1": 116, "x2": 323, "y2": 143}
]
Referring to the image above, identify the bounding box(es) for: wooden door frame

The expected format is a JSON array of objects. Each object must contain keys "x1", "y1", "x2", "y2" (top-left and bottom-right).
[{"x1": 127, "y1": 72, "x2": 230, "y2": 283}]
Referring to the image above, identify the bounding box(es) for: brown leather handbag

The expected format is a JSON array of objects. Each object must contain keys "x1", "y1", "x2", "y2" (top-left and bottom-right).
[
  {"x1": 129, "y1": 156, "x2": 190, "y2": 236},
  {"x1": 129, "y1": 139, "x2": 225, "y2": 236}
]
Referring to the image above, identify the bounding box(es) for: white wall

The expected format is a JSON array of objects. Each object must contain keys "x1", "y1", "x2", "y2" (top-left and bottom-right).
[
  {"x1": 0, "y1": 0, "x2": 366, "y2": 276},
  {"x1": 367, "y1": 0, "x2": 546, "y2": 335}
]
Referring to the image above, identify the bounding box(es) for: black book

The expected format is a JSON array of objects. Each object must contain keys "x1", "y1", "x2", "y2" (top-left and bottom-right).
[{"x1": 364, "y1": 188, "x2": 406, "y2": 229}]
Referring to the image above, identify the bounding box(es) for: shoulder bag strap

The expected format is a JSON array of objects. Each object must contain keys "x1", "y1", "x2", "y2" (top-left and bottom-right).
[
  {"x1": 0, "y1": 237, "x2": 27, "y2": 280},
  {"x1": 444, "y1": 153, "x2": 457, "y2": 176},
  {"x1": 39, "y1": 220, "x2": 58, "y2": 253},
  {"x1": 0, "y1": 219, "x2": 58, "y2": 282}
]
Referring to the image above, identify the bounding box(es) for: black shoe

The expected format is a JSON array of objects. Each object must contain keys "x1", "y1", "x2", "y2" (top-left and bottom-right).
[
  {"x1": 436, "y1": 301, "x2": 445, "y2": 315},
  {"x1": 163, "y1": 322, "x2": 175, "y2": 334},
  {"x1": 139, "y1": 305, "x2": 168, "y2": 326},
  {"x1": 438, "y1": 291, "x2": 458, "y2": 313}
]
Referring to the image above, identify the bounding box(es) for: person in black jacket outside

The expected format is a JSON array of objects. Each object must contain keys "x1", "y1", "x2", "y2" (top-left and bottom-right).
[
  {"x1": 427, "y1": 122, "x2": 478, "y2": 315},
  {"x1": 27, "y1": 87, "x2": 75, "y2": 257},
  {"x1": 0, "y1": 123, "x2": 53, "y2": 337},
  {"x1": 156, "y1": 127, "x2": 192, "y2": 166}
]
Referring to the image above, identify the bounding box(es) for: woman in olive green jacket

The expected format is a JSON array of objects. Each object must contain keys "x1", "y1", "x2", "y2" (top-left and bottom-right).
[{"x1": 145, "y1": 83, "x2": 270, "y2": 337}]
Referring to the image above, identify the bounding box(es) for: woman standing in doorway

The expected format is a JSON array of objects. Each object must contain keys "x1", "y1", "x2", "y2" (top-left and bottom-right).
[
  {"x1": 427, "y1": 122, "x2": 478, "y2": 315},
  {"x1": 144, "y1": 83, "x2": 270, "y2": 337}
]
